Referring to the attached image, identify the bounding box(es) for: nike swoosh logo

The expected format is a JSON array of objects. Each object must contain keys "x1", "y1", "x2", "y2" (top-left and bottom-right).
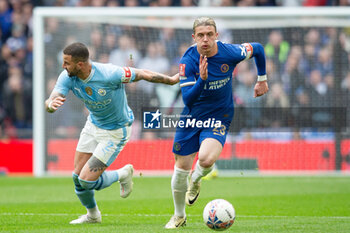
[
  {"x1": 188, "y1": 193, "x2": 199, "y2": 205},
  {"x1": 175, "y1": 218, "x2": 186, "y2": 227}
]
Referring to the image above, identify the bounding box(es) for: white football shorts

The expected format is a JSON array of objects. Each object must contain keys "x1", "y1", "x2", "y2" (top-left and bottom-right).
[{"x1": 76, "y1": 119, "x2": 131, "y2": 166}]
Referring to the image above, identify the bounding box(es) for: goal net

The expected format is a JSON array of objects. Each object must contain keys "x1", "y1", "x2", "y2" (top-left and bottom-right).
[{"x1": 33, "y1": 7, "x2": 350, "y2": 176}]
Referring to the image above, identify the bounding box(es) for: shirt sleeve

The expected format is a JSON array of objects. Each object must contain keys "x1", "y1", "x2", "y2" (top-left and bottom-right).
[
  {"x1": 108, "y1": 64, "x2": 136, "y2": 85},
  {"x1": 224, "y1": 43, "x2": 250, "y2": 63},
  {"x1": 249, "y1": 42, "x2": 266, "y2": 76},
  {"x1": 53, "y1": 70, "x2": 72, "y2": 96},
  {"x1": 179, "y1": 57, "x2": 207, "y2": 107},
  {"x1": 228, "y1": 42, "x2": 266, "y2": 76},
  {"x1": 179, "y1": 61, "x2": 196, "y2": 88}
]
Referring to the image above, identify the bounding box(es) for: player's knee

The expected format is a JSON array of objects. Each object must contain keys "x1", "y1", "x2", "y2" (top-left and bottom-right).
[
  {"x1": 198, "y1": 157, "x2": 216, "y2": 168},
  {"x1": 78, "y1": 177, "x2": 98, "y2": 190}
]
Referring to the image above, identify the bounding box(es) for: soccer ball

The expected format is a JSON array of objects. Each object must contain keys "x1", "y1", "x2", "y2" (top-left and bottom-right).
[{"x1": 203, "y1": 199, "x2": 235, "y2": 231}]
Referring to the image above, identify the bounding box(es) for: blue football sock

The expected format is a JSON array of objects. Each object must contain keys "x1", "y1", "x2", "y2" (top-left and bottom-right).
[{"x1": 72, "y1": 173, "x2": 96, "y2": 209}]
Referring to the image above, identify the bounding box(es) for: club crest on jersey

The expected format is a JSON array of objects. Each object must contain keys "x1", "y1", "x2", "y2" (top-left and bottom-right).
[
  {"x1": 179, "y1": 64, "x2": 186, "y2": 76},
  {"x1": 221, "y1": 64, "x2": 229, "y2": 73},
  {"x1": 85, "y1": 86, "x2": 93, "y2": 96},
  {"x1": 173, "y1": 142, "x2": 181, "y2": 151},
  {"x1": 98, "y1": 88, "x2": 106, "y2": 96}
]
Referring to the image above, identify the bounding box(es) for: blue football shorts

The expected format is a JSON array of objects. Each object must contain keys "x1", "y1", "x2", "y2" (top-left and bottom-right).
[{"x1": 172, "y1": 123, "x2": 230, "y2": 156}]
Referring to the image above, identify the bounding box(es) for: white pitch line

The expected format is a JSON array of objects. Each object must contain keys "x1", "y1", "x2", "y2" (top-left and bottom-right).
[{"x1": 1, "y1": 213, "x2": 350, "y2": 219}]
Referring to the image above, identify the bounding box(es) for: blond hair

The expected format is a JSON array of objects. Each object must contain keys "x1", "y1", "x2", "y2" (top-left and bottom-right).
[{"x1": 193, "y1": 17, "x2": 217, "y2": 34}]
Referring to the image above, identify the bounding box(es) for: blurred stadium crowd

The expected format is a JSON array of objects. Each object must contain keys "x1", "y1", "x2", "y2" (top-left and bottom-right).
[{"x1": 0, "y1": 0, "x2": 350, "y2": 139}]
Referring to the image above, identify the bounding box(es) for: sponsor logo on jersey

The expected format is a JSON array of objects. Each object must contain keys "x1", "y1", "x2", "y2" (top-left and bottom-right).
[
  {"x1": 221, "y1": 64, "x2": 229, "y2": 73},
  {"x1": 206, "y1": 77, "x2": 230, "y2": 90},
  {"x1": 74, "y1": 87, "x2": 81, "y2": 93},
  {"x1": 179, "y1": 76, "x2": 187, "y2": 81},
  {"x1": 122, "y1": 67, "x2": 132, "y2": 83},
  {"x1": 85, "y1": 86, "x2": 93, "y2": 96},
  {"x1": 98, "y1": 88, "x2": 106, "y2": 96},
  {"x1": 83, "y1": 99, "x2": 112, "y2": 109},
  {"x1": 179, "y1": 64, "x2": 186, "y2": 76}
]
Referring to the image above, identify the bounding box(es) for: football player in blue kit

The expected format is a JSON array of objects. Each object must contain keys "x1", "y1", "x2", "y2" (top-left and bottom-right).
[
  {"x1": 45, "y1": 42, "x2": 179, "y2": 224},
  {"x1": 165, "y1": 17, "x2": 269, "y2": 229}
]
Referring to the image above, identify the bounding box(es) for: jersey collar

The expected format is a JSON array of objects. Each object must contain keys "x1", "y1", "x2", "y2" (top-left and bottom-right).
[{"x1": 80, "y1": 64, "x2": 95, "y2": 83}]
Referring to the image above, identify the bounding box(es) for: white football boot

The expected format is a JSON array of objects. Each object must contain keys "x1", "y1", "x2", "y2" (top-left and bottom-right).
[
  {"x1": 69, "y1": 212, "x2": 102, "y2": 224},
  {"x1": 165, "y1": 215, "x2": 187, "y2": 229},
  {"x1": 185, "y1": 174, "x2": 201, "y2": 206},
  {"x1": 119, "y1": 164, "x2": 134, "y2": 198}
]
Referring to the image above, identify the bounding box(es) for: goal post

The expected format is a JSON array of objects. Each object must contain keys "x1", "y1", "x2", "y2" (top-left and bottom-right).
[{"x1": 33, "y1": 7, "x2": 350, "y2": 176}]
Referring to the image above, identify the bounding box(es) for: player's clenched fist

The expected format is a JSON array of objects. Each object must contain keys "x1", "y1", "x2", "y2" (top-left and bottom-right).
[{"x1": 254, "y1": 81, "x2": 269, "y2": 98}]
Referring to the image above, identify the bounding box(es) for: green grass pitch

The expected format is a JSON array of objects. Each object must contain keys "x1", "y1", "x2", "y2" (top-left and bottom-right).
[{"x1": 0, "y1": 175, "x2": 349, "y2": 232}]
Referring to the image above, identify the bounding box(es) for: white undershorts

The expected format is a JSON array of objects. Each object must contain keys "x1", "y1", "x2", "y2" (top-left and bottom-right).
[{"x1": 76, "y1": 120, "x2": 131, "y2": 166}]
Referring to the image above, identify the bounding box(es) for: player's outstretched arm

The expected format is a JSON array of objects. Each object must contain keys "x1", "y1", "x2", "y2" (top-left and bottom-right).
[
  {"x1": 133, "y1": 68, "x2": 179, "y2": 85},
  {"x1": 45, "y1": 91, "x2": 66, "y2": 113},
  {"x1": 249, "y1": 43, "x2": 269, "y2": 97}
]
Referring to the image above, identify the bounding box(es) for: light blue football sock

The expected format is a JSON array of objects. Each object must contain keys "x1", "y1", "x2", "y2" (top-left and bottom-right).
[
  {"x1": 72, "y1": 173, "x2": 96, "y2": 209},
  {"x1": 78, "y1": 171, "x2": 119, "y2": 191},
  {"x1": 96, "y1": 171, "x2": 119, "y2": 190}
]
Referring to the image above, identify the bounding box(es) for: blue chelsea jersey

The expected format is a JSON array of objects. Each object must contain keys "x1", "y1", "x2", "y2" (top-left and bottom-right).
[
  {"x1": 179, "y1": 41, "x2": 251, "y2": 124},
  {"x1": 53, "y1": 62, "x2": 136, "y2": 130}
]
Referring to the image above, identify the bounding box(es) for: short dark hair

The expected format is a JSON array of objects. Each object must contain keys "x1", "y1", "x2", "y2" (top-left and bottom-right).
[{"x1": 63, "y1": 42, "x2": 89, "y2": 62}]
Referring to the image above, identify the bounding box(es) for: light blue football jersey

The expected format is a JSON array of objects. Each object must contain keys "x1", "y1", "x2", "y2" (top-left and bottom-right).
[{"x1": 53, "y1": 62, "x2": 136, "y2": 130}]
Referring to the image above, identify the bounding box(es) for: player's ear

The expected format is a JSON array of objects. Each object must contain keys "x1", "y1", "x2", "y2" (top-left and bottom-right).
[
  {"x1": 76, "y1": 61, "x2": 84, "y2": 69},
  {"x1": 192, "y1": 34, "x2": 195, "y2": 40}
]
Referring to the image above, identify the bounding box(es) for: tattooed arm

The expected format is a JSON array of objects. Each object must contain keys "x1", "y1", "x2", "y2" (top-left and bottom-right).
[{"x1": 132, "y1": 68, "x2": 179, "y2": 85}]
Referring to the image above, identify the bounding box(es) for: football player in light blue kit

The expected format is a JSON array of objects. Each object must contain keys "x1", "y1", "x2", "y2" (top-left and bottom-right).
[
  {"x1": 45, "y1": 42, "x2": 179, "y2": 224},
  {"x1": 165, "y1": 17, "x2": 269, "y2": 228}
]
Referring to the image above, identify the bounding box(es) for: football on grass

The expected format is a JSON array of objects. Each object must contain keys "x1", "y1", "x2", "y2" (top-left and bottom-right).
[{"x1": 203, "y1": 199, "x2": 235, "y2": 231}]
